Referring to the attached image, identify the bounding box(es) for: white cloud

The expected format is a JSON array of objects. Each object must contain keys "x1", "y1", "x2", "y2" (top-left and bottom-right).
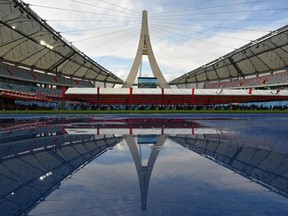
[{"x1": 24, "y1": 0, "x2": 288, "y2": 82}]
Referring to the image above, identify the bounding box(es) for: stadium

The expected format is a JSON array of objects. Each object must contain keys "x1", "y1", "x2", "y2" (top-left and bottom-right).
[
  {"x1": 0, "y1": 0, "x2": 288, "y2": 111},
  {"x1": 1, "y1": 2, "x2": 288, "y2": 215}
]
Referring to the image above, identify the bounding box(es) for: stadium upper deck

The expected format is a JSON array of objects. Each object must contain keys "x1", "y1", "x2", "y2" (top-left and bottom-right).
[{"x1": 0, "y1": 0, "x2": 123, "y2": 86}]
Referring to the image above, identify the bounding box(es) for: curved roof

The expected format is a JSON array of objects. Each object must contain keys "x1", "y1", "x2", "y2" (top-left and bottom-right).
[
  {"x1": 0, "y1": 0, "x2": 123, "y2": 84},
  {"x1": 170, "y1": 25, "x2": 288, "y2": 85}
]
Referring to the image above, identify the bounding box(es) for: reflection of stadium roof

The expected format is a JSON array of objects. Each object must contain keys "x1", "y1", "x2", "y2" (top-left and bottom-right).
[
  {"x1": 170, "y1": 25, "x2": 288, "y2": 85},
  {"x1": 0, "y1": 0, "x2": 123, "y2": 84},
  {"x1": 0, "y1": 134, "x2": 122, "y2": 216},
  {"x1": 171, "y1": 134, "x2": 288, "y2": 199}
]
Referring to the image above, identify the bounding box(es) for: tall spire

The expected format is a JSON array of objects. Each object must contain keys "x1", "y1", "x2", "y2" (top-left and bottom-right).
[{"x1": 123, "y1": 10, "x2": 170, "y2": 88}]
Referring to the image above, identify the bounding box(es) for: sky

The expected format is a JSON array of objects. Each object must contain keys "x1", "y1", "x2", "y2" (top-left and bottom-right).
[{"x1": 23, "y1": 0, "x2": 288, "y2": 83}]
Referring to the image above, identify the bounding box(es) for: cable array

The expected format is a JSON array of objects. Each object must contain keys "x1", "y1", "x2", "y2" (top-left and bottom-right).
[
  {"x1": 26, "y1": 0, "x2": 288, "y2": 79},
  {"x1": 150, "y1": 0, "x2": 271, "y2": 14}
]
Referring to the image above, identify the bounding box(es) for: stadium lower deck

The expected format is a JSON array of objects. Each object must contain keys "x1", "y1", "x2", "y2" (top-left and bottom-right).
[{"x1": 65, "y1": 87, "x2": 288, "y2": 105}]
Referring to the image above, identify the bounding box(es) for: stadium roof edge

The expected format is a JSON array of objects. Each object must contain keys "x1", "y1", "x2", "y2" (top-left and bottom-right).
[
  {"x1": 170, "y1": 25, "x2": 288, "y2": 85},
  {"x1": 0, "y1": 0, "x2": 123, "y2": 84}
]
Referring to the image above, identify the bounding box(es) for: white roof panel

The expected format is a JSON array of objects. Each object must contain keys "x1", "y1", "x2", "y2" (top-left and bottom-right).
[
  {"x1": 0, "y1": 0, "x2": 123, "y2": 85},
  {"x1": 170, "y1": 25, "x2": 288, "y2": 85}
]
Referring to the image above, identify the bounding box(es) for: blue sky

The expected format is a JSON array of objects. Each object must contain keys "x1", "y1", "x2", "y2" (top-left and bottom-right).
[{"x1": 24, "y1": 0, "x2": 288, "y2": 82}]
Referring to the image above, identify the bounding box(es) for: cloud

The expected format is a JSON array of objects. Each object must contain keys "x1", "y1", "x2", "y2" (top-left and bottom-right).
[{"x1": 24, "y1": 0, "x2": 288, "y2": 82}]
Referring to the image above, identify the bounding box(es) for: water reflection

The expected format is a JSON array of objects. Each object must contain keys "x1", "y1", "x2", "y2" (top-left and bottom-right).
[
  {"x1": 171, "y1": 134, "x2": 288, "y2": 199},
  {"x1": 1, "y1": 116, "x2": 288, "y2": 215}
]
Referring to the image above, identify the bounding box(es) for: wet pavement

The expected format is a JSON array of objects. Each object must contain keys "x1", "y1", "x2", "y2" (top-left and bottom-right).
[{"x1": 0, "y1": 114, "x2": 288, "y2": 216}]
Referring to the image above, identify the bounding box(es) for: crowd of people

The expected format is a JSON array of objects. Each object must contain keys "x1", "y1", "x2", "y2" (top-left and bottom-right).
[{"x1": 1, "y1": 98, "x2": 288, "y2": 111}]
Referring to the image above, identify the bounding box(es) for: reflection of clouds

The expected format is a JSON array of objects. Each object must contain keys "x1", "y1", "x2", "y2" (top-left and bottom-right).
[
  {"x1": 30, "y1": 161, "x2": 140, "y2": 216},
  {"x1": 114, "y1": 141, "x2": 127, "y2": 152},
  {"x1": 149, "y1": 145, "x2": 165, "y2": 151},
  {"x1": 30, "y1": 137, "x2": 288, "y2": 216}
]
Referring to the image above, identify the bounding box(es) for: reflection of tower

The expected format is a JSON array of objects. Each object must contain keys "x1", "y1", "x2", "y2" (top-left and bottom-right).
[
  {"x1": 122, "y1": 10, "x2": 170, "y2": 88},
  {"x1": 124, "y1": 134, "x2": 167, "y2": 211}
]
